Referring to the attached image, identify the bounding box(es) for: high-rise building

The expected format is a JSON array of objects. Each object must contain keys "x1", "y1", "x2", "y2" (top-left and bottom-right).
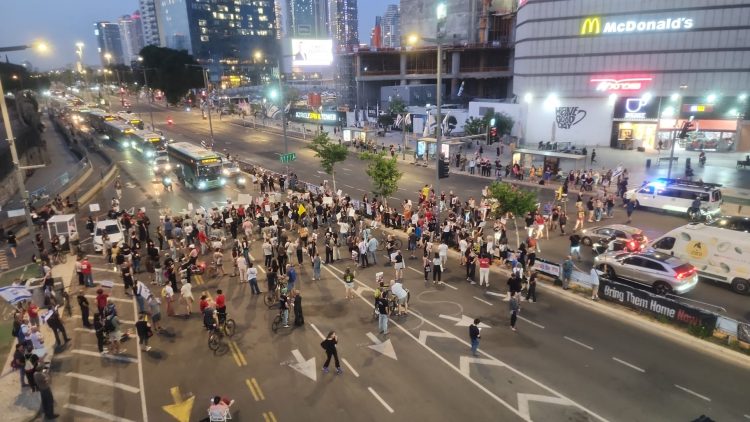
[
  {"x1": 287, "y1": 0, "x2": 329, "y2": 38},
  {"x1": 330, "y1": 0, "x2": 358, "y2": 52},
  {"x1": 139, "y1": 0, "x2": 160, "y2": 46},
  {"x1": 381, "y1": 4, "x2": 400, "y2": 48},
  {"x1": 154, "y1": 0, "x2": 278, "y2": 60},
  {"x1": 119, "y1": 12, "x2": 146, "y2": 64},
  {"x1": 370, "y1": 16, "x2": 382, "y2": 48},
  {"x1": 94, "y1": 21, "x2": 125, "y2": 66},
  {"x1": 400, "y1": 0, "x2": 484, "y2": 43}
]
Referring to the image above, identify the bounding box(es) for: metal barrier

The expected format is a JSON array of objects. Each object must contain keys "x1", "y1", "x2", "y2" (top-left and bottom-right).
[{"x1": 28, "y1": 156, "x2": 91, "y2": 209}]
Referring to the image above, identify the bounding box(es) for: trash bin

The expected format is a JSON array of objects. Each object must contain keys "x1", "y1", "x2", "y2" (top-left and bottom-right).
[
  {"x1": 686, "y1": 157, "x2": 691, "y2": 167},
  {"x1": 646, "y1": 158, "x2": 652, "y2": 168}
]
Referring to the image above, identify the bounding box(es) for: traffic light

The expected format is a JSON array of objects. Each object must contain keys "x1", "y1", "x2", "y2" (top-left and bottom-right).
[
  {"x1": 678, "y1": 120, "x2": 694, "y2": 139},
  {"x1": 438, "y1": 158, "x2": 450, "y2": 178}
]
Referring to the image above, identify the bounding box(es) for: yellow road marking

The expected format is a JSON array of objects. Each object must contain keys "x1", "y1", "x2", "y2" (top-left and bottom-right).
[
  {"x1": 250, "y1": 378, "x2": 265, "y2": 400},
  {"x1": 263, "y1": 411, "x2": 277, "y2": 422},
  {"x1": 245, "y1": 379, "x2": 259, "y2": 401},
  {"x1": 232, "y1": 340, "x2": 247, "y2": 366},
  {"x1": 227, "y1": 340, "x2": 242, "y2": 366}
]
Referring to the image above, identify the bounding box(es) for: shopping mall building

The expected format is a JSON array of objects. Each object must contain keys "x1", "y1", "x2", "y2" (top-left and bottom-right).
[{"x1": 514, "y1": 0, "x2": 750, "y2": 152}]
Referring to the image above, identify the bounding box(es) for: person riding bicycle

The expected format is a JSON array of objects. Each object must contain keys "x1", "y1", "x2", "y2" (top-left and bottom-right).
[{"x1": 203, "y1": 300, "x2": 218, "y2": 331}]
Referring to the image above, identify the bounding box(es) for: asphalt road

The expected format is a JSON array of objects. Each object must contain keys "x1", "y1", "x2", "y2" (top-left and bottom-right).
[
  {"x1": 126, "y1": 100, "x2": 750, "y2": 324},
  {"x1": 47, "y1": 137, "x2": 750, "y2": 422}
]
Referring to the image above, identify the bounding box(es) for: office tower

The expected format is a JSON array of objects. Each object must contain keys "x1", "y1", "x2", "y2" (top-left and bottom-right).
[
  {"x1": 330, "y1": 0, "x2": 358, "y2": 52},
  {"x1": 94, "y1": 21, "x2": 125, "y2": 66},
  {"x1": 139, "y1": 0, "x2": 161, "y2": 46},
  {"x1": 119, "y1": 12, "x2": 146, "y2": 63},
  {"x1": 382, "y1": 4, "x2": 400, "y2": 48}
]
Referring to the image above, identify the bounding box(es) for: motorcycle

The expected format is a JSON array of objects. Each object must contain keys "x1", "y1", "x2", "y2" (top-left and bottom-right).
[
  {"x1": 698, "y1": 153, "x2": 706, "y2": 167},
  {"x1": 685, "y1": 165, "x2": 695, "y2": 178},
  {"x1": 162, "y1": 176, "x2": 173, "y2": 192},
  {"x1": 688, "y1": 207, "x2": 715, "y2": 224}
]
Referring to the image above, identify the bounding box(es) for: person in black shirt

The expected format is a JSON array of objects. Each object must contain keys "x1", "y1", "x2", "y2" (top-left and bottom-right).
[
  {"x1": 469, "y1": 319, "x2": 481, "y2": 357},
  {"x1": 279, "y1": 289, "x2": 290, "y2": 328},
  {"x1": 526, "y1": 271, "x2": 538, "y2": 303},
  {"x1": 321, "y1": 331, "x2": 342, "y2": 374},
  {"x1": 376, "y1": 292, "x2": 389, "y2": 335}
]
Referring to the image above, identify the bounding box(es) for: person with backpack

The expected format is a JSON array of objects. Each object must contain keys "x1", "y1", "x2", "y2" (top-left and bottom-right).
[{"x1": 321, "y1": 331, "x2": 342, "y2": 375}]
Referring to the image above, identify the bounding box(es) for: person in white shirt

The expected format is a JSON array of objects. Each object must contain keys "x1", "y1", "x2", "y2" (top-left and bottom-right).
[
  {"x1": 180, "y1": 282, "x2": 194, "y2": 315},
  {"x1": 236, "y1": 255, "x2": 248, "y2": 283},
  {"x1": 390, "y1": 280, "x2": 409, "y2": 315},
  {"x1": 246, "y1": 262, "x2": 260, "y2": 294},
  {"x1": 438, "y1": 241, "x2": 449, "y2": 269}
]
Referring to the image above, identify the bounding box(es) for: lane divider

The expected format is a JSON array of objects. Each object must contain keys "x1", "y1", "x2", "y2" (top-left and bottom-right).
[
  {"x1": 263, "y1": 411, "x2": 278, "y2": 422},
  {"x1": 246, "y1": 378, "x2": 265, "y2": 401}
]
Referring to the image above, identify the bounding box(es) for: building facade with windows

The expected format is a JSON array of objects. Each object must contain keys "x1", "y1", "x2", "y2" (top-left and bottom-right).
[
  {"x1": 139, "y1": 0, "x2": 161, "y2": 46},
  {"x1": 514, "y1": 0, "x2": 750, "y2": 151},
  {"x1": 94, "y1": 21, "x2": 125, "y2": 66}
]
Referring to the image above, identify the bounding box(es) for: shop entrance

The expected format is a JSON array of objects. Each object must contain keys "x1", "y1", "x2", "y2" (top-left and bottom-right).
[{"x1": 616, "y1": 122, "x2": 656, "y2": 150}]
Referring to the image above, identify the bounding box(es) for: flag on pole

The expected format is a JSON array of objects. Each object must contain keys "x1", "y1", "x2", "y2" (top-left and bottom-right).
[
  {"x1": 0, "y1": 285, "x2": 32, "y2": 305},
  {"x1": 457, "y1": 81, "x2": 465, "y2": 97},
  {"x1": 395, "y1": 114, "x2": 403, "y2": 128}
]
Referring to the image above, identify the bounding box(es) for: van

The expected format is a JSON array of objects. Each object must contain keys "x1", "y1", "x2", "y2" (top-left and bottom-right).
[
  {"x1": 650, "y1": 220, "x2": 750, "y2": 294},
  {"x1": 627, "y1": 178, "x2": 722, "y2": 217}
]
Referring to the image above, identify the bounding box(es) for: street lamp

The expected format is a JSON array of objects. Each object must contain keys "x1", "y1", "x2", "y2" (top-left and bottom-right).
[
  {"x1": 0, "y1": 41, "x2": 50, "y2": 232},
  {"x1": 185, "y1": 64, "x2": 215, "y2": 148},
  {"x1": 406, "y1": 2, "x2": 448, "y2": 201}
]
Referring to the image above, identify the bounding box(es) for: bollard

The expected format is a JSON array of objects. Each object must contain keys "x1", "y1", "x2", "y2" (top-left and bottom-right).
[{"x1": 646, "y1": 158, "x2": 651, "y2": 168}]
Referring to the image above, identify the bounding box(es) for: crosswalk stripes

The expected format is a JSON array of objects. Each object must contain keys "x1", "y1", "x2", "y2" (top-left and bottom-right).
[{"x1": 0, "y1": 250, "x2": 9, "y2": 270}]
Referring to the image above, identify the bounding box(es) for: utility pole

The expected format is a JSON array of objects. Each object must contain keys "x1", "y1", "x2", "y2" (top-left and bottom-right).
[
  {"x1": 435, "y1": 2, "x2": 447, "y2": 204},
  {"x1": 202, "y1": 67, "x2": 215, "y2": 148},
  {"x1": 142, "y1": 68, "x2": 155, "y2": 131}
]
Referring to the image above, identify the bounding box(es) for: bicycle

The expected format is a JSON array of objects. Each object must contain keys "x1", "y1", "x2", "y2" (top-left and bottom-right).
[
  {"x1": 263, "y1": 279, "x2": 287, "y2": 307},
  {"x1": 375, "y1": 234, "x2": 402, "y2": 252},
  {"x1": 271, "y1": 311, "x2": 284, "y2": 333},
  {"x1": 207, "y1": 317, "x2": 237, "y2": 351}
]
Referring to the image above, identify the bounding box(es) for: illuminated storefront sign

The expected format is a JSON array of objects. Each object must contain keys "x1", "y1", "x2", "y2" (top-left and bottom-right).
[
  {"x1": 624, "y1": 97, "x2": 650, "y2": 119},
  {"x1": 290, "y1": 108, "x2": 346, "y2": 126},
  {"x1": 591, "y1": 76, "x2": 653, "y2": 92},
  {"x1": 294, "y1": 111, "x2": 338, "y2": 122},
  {"x1": 581, "y1": 16, "x2": 694, "y2": 36}
]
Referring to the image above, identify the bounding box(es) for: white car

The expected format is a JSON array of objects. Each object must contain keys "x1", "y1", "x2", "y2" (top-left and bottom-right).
[{"x1": 93, "y1": 220, "x2": 124, "y2": 252}]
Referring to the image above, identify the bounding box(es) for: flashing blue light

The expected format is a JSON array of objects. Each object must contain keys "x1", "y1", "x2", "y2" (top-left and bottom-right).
[{"x1": 198, "y1": 180, "x2": 207, "y2": 189}]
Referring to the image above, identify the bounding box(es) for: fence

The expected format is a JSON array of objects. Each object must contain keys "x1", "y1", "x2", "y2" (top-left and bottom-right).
[{"x1": 27, "y1": 156, "x2": 91, "y2": 209}]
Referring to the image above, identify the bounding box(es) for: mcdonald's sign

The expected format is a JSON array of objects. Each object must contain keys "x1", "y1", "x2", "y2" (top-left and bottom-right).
[{"x1": 580, "y1": 17, "x2": 601, "y2": 35}]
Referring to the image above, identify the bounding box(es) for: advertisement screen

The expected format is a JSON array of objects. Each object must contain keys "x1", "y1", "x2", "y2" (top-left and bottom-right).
[{"x1": 291, "y1": 39, "x2": 333, "y2": 66}]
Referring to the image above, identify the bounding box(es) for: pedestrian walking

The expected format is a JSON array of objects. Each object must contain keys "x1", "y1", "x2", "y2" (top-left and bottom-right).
[
  {"x1": 526, "y1": 271, "x2": 538, "y2": 303},
  {"x1": 559, "y1": 210, "x2": 568, "y2": 235},
  {"x1": 626, "y1": 199, "x2": 636, "y2": 224},
  {"x1": 376, "y1": 292, "x2": 389, "y2": 335},
  {"x1": 75, "y1": 256, "x2": 84, "y2": 286},
  {"x1": 562, "y1": 256, "x2": 574, "y2": 290},
  {"x1": 293, "y1": 290, "x2": 304, "y2": 326},
  {"x1": 180, "y1": 281, "x2": 194, "y2": 315},
  {"x1": 163, "y1": 283, "x2": 175, "y2": 316},
  {"x1": 135, "y1": 313, "x2": 153, "y2": 351},
  {"x1": 509, "y1": 293, "x2": 520, "y2": 331},
  {"x1": 46, "y1": 306, "x2": 70, "y2": 347},
  {"x1": 569, "y1": 233, "x2": 582, "y2": 261},
  {"x1": 590, "y1": 267, "x2": 600, "y2": 300},
  {"x1": 312, "y1": 252, "x2": 321, "y2": 281},
  {"x1": 591, "y1": 149, "x2": 596, "y2": 164},
  {"x1": 432, "y1": 252, "x2": 442, "y2": 284},
  {"x1": 469, "y1": 318, "x2": 481, "y2": 356},
  {"x1": 34, "y1": 364, "x2": 58, "y2": 420},
  {"x1": 321, "y1": 331, "x2": 342, "y2": 374},
  {"x1": 478, "y1": 253, "x2": 491, "y2": 287},
  {"x1": 237, "y1": 255, "x2": 248, "y2": 282},
  {"x1": 147, "y1": 295, "x2": 163, "y2": 331},
  {"x1": 247, "y1": 262, "x2": 261, "y2": 294},
  {"x1": 77, "y1": 290, "x2": 91, "y2": 328},
  {"x1": 11, "y1": 343, "x2": 27, "y2": 388},
  {"x1": 7, "y1": 230, "x2": 17, "y2": 258},
  {"x1": 95, "y1": 288, "x2": 108, "y2": 314},
  {"x1": 81, "y1": 257, "x2": 94, "y2": 287},
  {"x1": 93, "y1": 313, "x2": 106, "y2": 354},
  {"x1": 343, "y1": 267, "x2": 355, "y2": 299}
]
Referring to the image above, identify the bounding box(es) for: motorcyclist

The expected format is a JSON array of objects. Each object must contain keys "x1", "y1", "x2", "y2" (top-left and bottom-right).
[
  {"x1": 698, "y1": 151, "x2": 706, "y2": 166},
  {"x1": 689, "y1": 196, "x2": 702, "y2": 218},
  {"x1": 685, "y1": 164, "x2": 695, "y2": 178},
  {"x1": 162, "y1": 176, "x2": 173, "y2": 192}
]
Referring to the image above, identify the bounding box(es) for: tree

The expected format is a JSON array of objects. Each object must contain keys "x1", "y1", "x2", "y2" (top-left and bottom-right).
[
  {"x1": 377, "y1": 114, "x2": 394, "y2": 130},
  {"x1": 492, "y1": 112, "x2": 514, "y2": 136},
  {"x1": 464, "y1": 116, "x2": 486, "y2": 135},
  {"x1": 307, "y1": 132, "x2": 349, "y2": 192},
  {"x1": 488, "y1": 182, "x2": 539, "y2": 247},
  {"x1": 138, "y1": 45, "x2": 204, "y2": 105},
  {"x1": 359, "y1": 152, "x2": 403, "y2": 198},
  {"x1": 388, "y1": 98, "x2": 407, "y2": 115}
]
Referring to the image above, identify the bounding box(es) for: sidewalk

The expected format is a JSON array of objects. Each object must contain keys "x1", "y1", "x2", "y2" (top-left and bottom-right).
[{"x1": 0, "y1": 258, "x2": 76, "y2": 422}]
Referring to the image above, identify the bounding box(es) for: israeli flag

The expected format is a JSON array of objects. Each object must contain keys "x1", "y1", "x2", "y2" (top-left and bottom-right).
[{"x1": 0, "y1": 286, "x2": 32, "y2": 305}]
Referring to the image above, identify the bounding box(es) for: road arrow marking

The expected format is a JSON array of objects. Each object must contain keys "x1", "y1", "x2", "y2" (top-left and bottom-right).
[
  {"x1": 366, "y1": 332, "x2": 398, "y2": 360},
  {"x1": 290, "y1": 349, "x2": 317, "y2": 382},
  {"x1": 439, "y1": 314, "x2": 490, "y2": 328},
  {"x1": 417, "y1": 330, "x2": 453, "y2": 345},
  {"x1": 517, "y1": 393, "x2": 571, "y2": 420},
  {"x1": 485, "y1": 291, "x2": 505, "y2": 297},
  {"x1": 459, "y1": 355, "x2": 507, "y2": 377},
  {"x1": 162, "y1": 386, "x2": 195, "y2": 422}
]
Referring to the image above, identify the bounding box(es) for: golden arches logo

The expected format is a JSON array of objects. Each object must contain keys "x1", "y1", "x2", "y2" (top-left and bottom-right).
[{"x1": 580, "y1": 17, "x2": 601, "y2": 35}]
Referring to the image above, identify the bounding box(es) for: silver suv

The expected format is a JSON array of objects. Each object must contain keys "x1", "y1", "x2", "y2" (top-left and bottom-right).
[
  {"x1": 594, "y1": 250, "x2": 698, "y2": 295},
  {"x1": 580, "y1": 224, "x2": 647, "y2": 250}
]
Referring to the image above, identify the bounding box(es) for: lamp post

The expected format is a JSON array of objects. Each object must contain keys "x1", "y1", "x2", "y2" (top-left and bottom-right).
[
  {"x1": 407, "y1": 2, "x2": 447, "y2": 201},
  {"x1": 186, "y1": 64, "x2": 215, "y2": 148},
  {"x1": 0, "y1": 42, "x2": 50, "y2": 232}
]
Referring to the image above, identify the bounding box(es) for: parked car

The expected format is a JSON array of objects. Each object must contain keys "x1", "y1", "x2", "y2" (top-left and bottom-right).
[
  {"x1": 93, "y1": 219, "x2": 124, "y2": 252},
  {"x1": 580, "y1": 224, "x2": 647, "y2": 251},
  {"x1": 594, "y1": 250, "x2": 699, "y2": 295}
]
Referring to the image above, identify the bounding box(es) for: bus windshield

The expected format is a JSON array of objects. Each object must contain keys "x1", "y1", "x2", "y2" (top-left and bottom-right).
[{"x1": 198, "y1": 165, "x2": 222, "y2": 178}]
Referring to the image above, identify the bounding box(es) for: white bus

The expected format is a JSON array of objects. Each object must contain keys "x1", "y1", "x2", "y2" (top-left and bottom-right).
[{"x1": 166, "y1": 142, "x2": 226, "y2": 190}]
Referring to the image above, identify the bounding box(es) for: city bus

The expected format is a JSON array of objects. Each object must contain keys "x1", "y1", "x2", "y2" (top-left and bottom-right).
[
  {"x1": 117, "y1": 112, "x2": 144, "y2": 130},
  {"x1": 131, "y1": 130, "x2": 166, "y2": 157},
  {"x1": 87, "y1": 109, "x2": 118, "y2": 132},
  {"x1": 166, "y1": 141, "x2": 226, "y2": 190},
  {"x1": 101, "y1": 119, "x2": 136, "y2": 150}
]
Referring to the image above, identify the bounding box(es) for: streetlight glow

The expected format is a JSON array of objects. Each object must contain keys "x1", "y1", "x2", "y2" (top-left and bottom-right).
[
  {"x1": 707, "y1": 93, "x2": 717, "y2": 103},
  {"x1": 436, "y1": 3, "x2": 447, "y2": 20},
  {"x1": 670, "y1": 93, "x2": 680, "y2": 101},
  {"x1": 253, "y1": 50, "x2": 263, "y2": 60},
  {"x1": 407, "y1": 34, "x2": 419, "y2": 46},
  {"x1": 523, "y1": 93, "x2": 533, "y2": 103}
]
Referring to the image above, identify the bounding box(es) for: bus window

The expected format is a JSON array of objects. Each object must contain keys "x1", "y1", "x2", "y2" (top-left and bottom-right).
[{"x1": 653, "y1": 237, "x2": 676, "y2": 251}]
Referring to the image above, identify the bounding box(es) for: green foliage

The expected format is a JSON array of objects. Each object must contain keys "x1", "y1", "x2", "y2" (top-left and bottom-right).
[
  {"x1": 687, "y1": 323, "x2": 714, "y2": 339},
  {"x1": 388, "y1": 98, "x2": 407, "y2": 115},
  {"x1": 378, "y1": 114, "x2": 394, "y2": 129},
  {"x1": 493, "y1": 112, "x2": 515, "y2": 136},
  {"x1": 307, "y1": 132, "x2": 348, "y2": 175},
  {"x1": 138, "y1": 45, "x2": 204, "y2": 105},
  {"x1": 359, "y1": 152, "x2": 403, "y2": 198},
  {"x1": 463, "y1": 116, "x2": 486, "y2": 135},
  {"x1": 488, "y1": 182, "x2": 538, "y2": 218}
]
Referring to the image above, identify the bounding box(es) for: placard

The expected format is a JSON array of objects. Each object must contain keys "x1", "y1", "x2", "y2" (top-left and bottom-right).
[
  {"x1": 237, "y1": 194, "x2": 252, "y2": 205},
  {"x1": 271, "y1": 214, "x2": 279, "y2": 222},
  {"x1": 225, "y1": 218, "x2": 233, "y2": 224},
  {"x1": 336, "y1": 189, "x2": 342, "y2": 197},
  {"x1": 88, "y1": 203, "x2": 100, "y2": 212},
  {"x1": 265, "y1": 205, "x2": 271, "y2": 212},
  {"x1": 348, "y1": 208, "x2": 355, "y2": 217},
  {"x1": 323, "y1": 197, "x2": 333, "y2": 205},
  {"x1": 99, "y1": 280, "x2": 115, "y2": 288}
]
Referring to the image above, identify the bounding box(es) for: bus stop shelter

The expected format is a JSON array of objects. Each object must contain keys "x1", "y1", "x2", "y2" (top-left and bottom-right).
[
  {"x1": 512, "y1": 148, "x2": 587, "y2": 174},
  {"x1": 416, "y1": 138, "x2": 470, "y2": 161},
  {"x1": 342, "y1": 127, "x2": 377, "y2": 145}
]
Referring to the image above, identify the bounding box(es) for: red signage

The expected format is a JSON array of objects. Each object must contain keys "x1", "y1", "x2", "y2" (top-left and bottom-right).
[{"x1": 590, "y1": 75, "x2": 653, "y2": 92}]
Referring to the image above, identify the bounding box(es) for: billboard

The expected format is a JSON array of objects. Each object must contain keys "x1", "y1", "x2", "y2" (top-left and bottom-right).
[{"x1": 291, "y1": 39, "x2": 333, "y2": 66}]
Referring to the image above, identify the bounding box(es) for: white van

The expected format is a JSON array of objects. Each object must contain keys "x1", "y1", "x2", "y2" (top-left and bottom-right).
[
  {"x1": 627, "y1": 178, "x2": 722, "y2": 217},
  {"x1": 650, "y1": 218, "x2": 750, "y2": 294}
]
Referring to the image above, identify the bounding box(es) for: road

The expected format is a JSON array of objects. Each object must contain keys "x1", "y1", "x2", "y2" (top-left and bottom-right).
[
  {"x1": 130, "y1": 100, "x2": 750, "y2": 323},
  {"x1": 45, "y1": 122, "x2": 750, "y2": 422}
]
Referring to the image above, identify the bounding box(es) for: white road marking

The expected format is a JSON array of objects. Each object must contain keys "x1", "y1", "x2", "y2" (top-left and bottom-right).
[
  {"x1": 132, "y1": 279, "x2": 150, "y2": 422},
  {"x1": 459, "y1": 355, "x2": 506, "y2": 376},
  {"x1": 612, "y1": 357, "x2": 645, "y2": 373},
  {"x1": 341, "y1": 358, "x2": 360, "y2": 377},
  {"x1": 64, "y1": 404, "x2": 137, "y2": 422},
  {"x1": 743, "y1": 414, "x2": 750, "y2": 420},
  {"x1": 564, "y1": 336, "x2": 594, "y2": 351},
  {"x1": 473, "y1": 296, "x2": 493, "y2": 306},
  {"x1": 389, "y1": 197, "x2": 400, "y2": 201},
  {"x1": 674, "y1": 384, "x2": 711, "y2": 402},
  {"x1": 309, "y1": 322, "x2": 325, "y2": 340},
  {"x1": 517, "y1": 394, "x2": 572, "y2": 420},
  {"x1": 442, "y1": 282, "x2": 458, "y2": 290},
  {"x1": 407, "y1": 266, "x2": 422, "y2": 274},
  {"x1": 65, "y1": 372, "x2": 140, "y2": 393},
  {"x1": 71, "y1": 349, "x2": 138, "y2": 363},
  {"x1": 368, "y1": 387, "x2": 394, "y2": 414},
  {"x1": 74, "y1": 328, "x2": 95, "y2": 333},
  {"x1": 485, "y1": 291, "x2": 505, "y2": 297},
  {"x1": 517, "y1": 316, "x2": 545, "y2": 329},
  {"x1": 343, "y1": 184, "x2": 356, "y2": 189},
  {"x1": 319, "y1": 264, "x2": 607, "y2": 422}
]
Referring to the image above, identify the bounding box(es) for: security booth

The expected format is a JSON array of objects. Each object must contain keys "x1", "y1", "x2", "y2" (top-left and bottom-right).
[
  {"x1": 342, "y1": 127, "x2": 377, "y2": 145},
  {"x1": 45, "y1": 214, "x2": 79, "y2": 252},
  {"x1": 511, "y1": 148, "x2": 587, "y2": 175}
]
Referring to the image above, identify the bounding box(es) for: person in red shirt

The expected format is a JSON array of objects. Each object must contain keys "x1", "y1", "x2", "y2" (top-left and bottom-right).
[
  {"x1": 215, "y1": 289, "x2": 226, "y2": 324},
  {"x1": 478, "y1": 254, "x2": 491, "y2": 287},
  {"x1": 95, "y1": 288, "x2": 109, "y2": 314},
  {"x1": 27, "y1": 303, "x2": 40, "y2": 327},
  {"x1": 81, "y1": 258, "x2": 94, "y2": 287},
  {"x1": 197, "y1": 230, "x2": 208, "y2": 255},
  {"x1": 199, "y1": 294, "x2": 210, "y2": 314}
]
